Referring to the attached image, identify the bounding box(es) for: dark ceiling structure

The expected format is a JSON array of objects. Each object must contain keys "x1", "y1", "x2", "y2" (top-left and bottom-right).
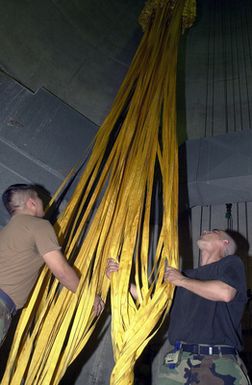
[{"x1": 0, "y1": 0, "x2": 252, "y2": 209}]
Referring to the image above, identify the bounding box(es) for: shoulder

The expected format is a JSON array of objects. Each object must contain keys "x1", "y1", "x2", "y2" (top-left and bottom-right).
[
  {"x1": 183, "y1": 267, "x2": 198, "y2": 278},
  {"x1": 218, "y1": 255, "x2": 245, "y2": 275},
  {"x1": 31, "y1": 217, "x2": 55, "y2": 232},
  {"x1": 218, "y1": 254, "x2": 247, "y2": 294},
  {"x1": 17, "y1": 215, "x2": 55, "y2": 233},
  {"x1": 219, "y1": 254, "x2": 244, "y2": 269}
]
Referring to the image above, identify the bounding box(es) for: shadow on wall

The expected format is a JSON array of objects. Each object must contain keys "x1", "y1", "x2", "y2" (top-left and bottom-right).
[
  {"x1": 225, "y1": 229, "x2": 250, "y2": 259},
  {"x1": 179, "y1": 209, "x2": 193, "y2": 270},
  {"x1": 34, "y1": 184, "x2": 52, "y2": 210},
  {"x1": 225, "y1": 229, "x2": 251, "y2": 289},
  {"x1": 59, "y1": 310, "x2": 113, "y2": 385}
]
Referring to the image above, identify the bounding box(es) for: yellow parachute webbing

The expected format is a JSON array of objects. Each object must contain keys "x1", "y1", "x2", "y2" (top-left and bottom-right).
[{"x1": 2, "y1": 1, "x2": 196, "y2": 384}]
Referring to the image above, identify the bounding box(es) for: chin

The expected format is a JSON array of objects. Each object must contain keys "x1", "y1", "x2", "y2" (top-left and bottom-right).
[{"x1": 197, "y1": 239, "x2": 202, "y2": 247}]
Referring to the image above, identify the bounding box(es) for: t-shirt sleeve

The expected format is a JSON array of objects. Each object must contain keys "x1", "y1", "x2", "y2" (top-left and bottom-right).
[
  {"x1": 33, "y1": 219, "x2": 61, "y2": 256},
  {"x1": 219, "y1": 255, "x2": 247, "y2": 300}
]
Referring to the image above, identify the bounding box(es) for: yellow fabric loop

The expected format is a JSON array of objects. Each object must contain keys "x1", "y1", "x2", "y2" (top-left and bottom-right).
[{"x1": 2, "y1": 0, "x2": 195, "y2": 384}]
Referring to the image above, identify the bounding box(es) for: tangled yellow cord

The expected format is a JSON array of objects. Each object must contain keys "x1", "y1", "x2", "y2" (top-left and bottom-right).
[{"x1": 1, "y1": 1, "x2": 196, "y2": 384}]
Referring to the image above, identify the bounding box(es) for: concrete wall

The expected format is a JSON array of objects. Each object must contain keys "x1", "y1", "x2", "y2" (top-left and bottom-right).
[
  {"x1": 180, "y1": 0, "x2": 252, "y2": 140},
  {"x1": 0, "y1": 0, "x2": 144, "y2": 125},
  {"x1": 0, "y1": 71, "x2": 98, "y2": 226}
]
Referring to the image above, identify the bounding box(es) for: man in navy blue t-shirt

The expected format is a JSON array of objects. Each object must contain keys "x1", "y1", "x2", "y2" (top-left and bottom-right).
[{"x1": 158, "y1": 229, "x2": 250, "y2": 385}]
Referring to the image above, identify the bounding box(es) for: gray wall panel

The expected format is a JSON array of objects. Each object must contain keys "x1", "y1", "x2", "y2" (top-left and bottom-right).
[
  {"x1": 0, "y1": 0, "x2": 144, "y2": 125},
  {"x1": 0, "y1": 72, "x2": 98, "y2": 226},
  {"x1": 183, "y1": 130, "x2": 252, "y2": 207}
]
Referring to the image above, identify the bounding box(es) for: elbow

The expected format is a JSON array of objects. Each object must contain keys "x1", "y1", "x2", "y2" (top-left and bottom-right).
[
  {"x1": 222, "y1": 288, "x2": 236, "y2": 303},
  {"x1": 222, "y1": 295, "x2": 233, "y2": 303}
]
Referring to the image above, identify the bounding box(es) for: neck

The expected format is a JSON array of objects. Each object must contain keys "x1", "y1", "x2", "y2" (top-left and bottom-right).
[
  {"x1": 200, "y1": 250, "x2": 224, "y2": 266},
  {"x1": 12, "y1": 208, "x2": 34, "y2": 217}
]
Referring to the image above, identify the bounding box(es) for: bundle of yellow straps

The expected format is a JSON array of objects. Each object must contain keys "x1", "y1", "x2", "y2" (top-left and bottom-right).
[{"x1": 2, "y1": 1, "x2": 196, "y2": 384}]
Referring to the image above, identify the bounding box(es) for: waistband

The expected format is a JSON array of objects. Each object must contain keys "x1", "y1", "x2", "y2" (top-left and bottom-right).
[
  {"x1": 181, "y1": 343, "x2": 237, "y2": 356},
  {"x1": 0, "y1": 289, "x2": 17, "y2": 315}
]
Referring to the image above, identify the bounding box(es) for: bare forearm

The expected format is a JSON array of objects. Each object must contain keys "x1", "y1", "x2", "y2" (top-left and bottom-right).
[
  {"x1": 165, "y1": 267, "x2": 236, "y2": 302},
  {"x1": 54, "y1": 265, "x2": 79, "y2": 293},
  {"x1": 178, "y1": 277, "x2": 236, "y2": 302}
]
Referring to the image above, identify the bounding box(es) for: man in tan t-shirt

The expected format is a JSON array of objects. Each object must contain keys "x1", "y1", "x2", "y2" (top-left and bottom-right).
[{"x1": 0, "y1": 183, "x2": 104, "y2": 346}]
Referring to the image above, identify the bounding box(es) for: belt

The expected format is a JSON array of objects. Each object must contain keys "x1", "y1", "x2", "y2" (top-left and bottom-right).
[
  {"x1": 181, "y1": 343, "x2": 237, "y2": 356},
  {"x1": 0, "y1": 289, "x2": 17, "y2": 315}
]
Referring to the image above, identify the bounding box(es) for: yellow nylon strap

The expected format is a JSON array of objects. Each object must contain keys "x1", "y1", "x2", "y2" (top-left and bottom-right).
[
  {"x1": 2, "y1": 0, "x2": 196, "y2": 384},
  {"x1": 109, "y1": 1, "x2": 196, "y2": 384}
]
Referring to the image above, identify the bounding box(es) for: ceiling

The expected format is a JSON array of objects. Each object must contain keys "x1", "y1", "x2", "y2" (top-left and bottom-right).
[{"x1": 0, "y1": 0, "x2": 145, "y2": 125}]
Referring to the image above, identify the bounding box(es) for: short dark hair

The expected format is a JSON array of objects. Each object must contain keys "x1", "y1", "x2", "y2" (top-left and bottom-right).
[{"x1": 2, "y1": 184, "x2": 38, "y2": 215}]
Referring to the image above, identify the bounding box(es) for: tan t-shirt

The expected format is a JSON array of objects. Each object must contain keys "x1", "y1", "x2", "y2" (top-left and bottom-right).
[{"x1": 0, "y1": 214, "x2": 61, "y2": 309}]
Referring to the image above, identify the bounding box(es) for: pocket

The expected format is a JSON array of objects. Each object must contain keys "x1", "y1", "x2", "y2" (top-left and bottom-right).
[
  {"x1": 213, "y1": 355, "x2": 251, "y2": 385},
  {"x1": 0, "y1": 303, "x2": 12, "y2": 338},
  {"x1": 158, "y1": 352, "x2": 193, "y2": 384},
  {"x1": 235, "y1": 355, "x2": 251, "y2": 385},
  {"x1": 0, "y1": 316, "x2": 11, "y2": 346}
]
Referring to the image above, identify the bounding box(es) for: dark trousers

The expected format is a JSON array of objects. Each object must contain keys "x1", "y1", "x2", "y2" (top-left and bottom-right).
[{"x1": 0, "y1": 309, "x2": 21, "y2": 380}]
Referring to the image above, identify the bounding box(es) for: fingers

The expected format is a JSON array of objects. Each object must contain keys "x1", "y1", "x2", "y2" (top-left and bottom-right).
[
  {"x1": 164, "y1": 267, "x2": 169, "y2": 282},
  {"x1": 129, "y1": 284, "x2": 138, "y2": 300},
  {"x1": 106, "y1": 258, "x2": 119, "y2": 279},
  {"x1": 164, "y1": 260, "x2": 170, "y2": 282},
  {"x1": 93, "y1": 295, "x2": 105, "y2": 317},
  {"x1": 164, "y1": 267, "x2": 184, "y2": 287},
  {"x1": 164, "y1": 266, "x2": 178, "y2": 282},
  {"x1": 164, "y1": 266, "x2": 173, "y2": 283}
]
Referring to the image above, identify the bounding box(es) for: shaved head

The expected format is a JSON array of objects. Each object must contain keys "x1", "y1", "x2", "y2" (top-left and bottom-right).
[
  {"x1": 2, "y1": 184, "x2": 38, "y2": 215},
  {"x1": 217, "y1": 230, "x2": 237, "y2": 256}
]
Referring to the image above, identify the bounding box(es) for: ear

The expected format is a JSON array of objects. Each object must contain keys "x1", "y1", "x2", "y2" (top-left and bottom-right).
[
  {"x1": 223, "y1": 239, "x2": 229, "y2": 245},
  {"x1": 26, "y1": 197, "x2": 36, "y2": 210}
]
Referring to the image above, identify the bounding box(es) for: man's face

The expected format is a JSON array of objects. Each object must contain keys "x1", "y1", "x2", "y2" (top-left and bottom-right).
[
  {"x1": 199, "y1": 229, "x2": 222, "y2": 240},
  {"x1": 31, "y1": 193, "x2": 45, "y2": 218},
  {"x1": 197, "y1": 229, "x2": 225, "y2": 253}
]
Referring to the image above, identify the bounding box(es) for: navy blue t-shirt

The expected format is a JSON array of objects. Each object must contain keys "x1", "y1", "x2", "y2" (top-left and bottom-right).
[{"x1": 168, "y1": 255, "x2": 247, "y2": 351}]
